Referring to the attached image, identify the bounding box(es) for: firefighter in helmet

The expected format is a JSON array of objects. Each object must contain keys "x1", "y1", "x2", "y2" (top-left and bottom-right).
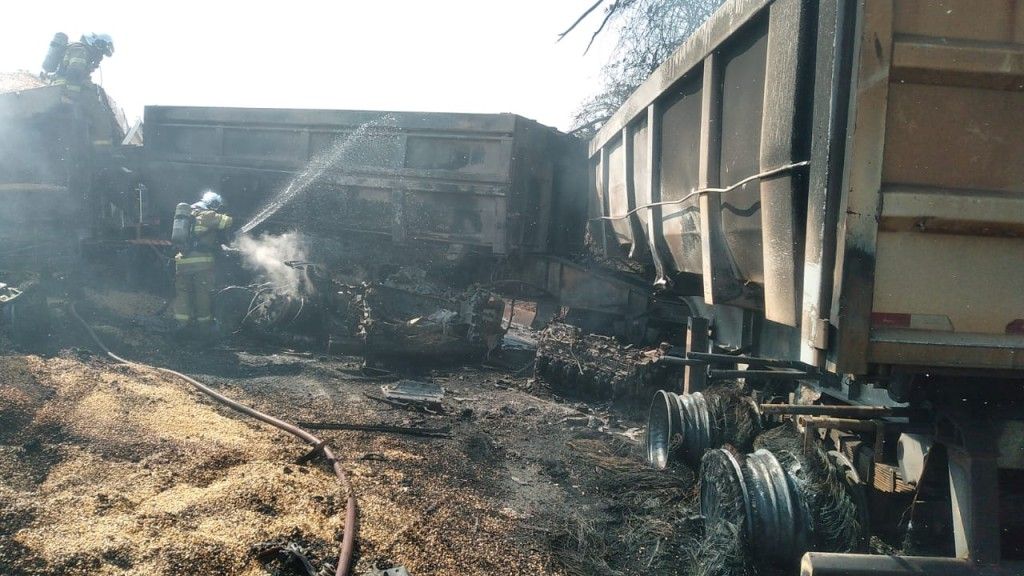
[
  {"x1": 51, "y1": 33, "x2": 114, "y2": 94},
  {"x1": 172, "y1": 191, "x2": 233, "y2": 333}
]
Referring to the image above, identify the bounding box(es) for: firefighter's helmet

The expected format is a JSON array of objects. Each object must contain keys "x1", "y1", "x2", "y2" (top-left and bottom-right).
[
  {"x1": 82, "y1": 33, "x2": 114, "y2": 57},
  {"x1": 198, "y1": 191, "x2": 224, "y2": 211}
]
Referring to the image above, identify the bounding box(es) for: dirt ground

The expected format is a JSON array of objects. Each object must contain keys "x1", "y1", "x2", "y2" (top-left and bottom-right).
[{"x1": 0, "y1": 286, "x2": 710, "y2": 576}]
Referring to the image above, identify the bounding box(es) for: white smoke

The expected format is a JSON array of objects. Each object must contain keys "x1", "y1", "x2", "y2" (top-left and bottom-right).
[{"x1": 235, "y1": 232, "x2": 310, "y2": 297}]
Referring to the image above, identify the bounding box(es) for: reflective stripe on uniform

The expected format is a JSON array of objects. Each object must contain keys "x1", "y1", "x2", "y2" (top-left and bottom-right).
[
  {"x1": 177, "y1": 255, "x2": 214, "y2": 264},
  {"x1": 219, "y1": 215, "x2": 232, "y2": 229}
]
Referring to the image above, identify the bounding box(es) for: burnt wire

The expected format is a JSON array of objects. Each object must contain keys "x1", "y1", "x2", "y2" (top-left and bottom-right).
[
  {"x1": 236, "y1": 286, "x2": 271, "y2": 333},
  {"x1": 696, "y1": 447, "x2": 757, "y2": 576},
  {"x1": 595, "y1": 161, "x2": 810, "y2": 222},
  {"x1": 216, "y1": 283, "x2": 280, "y2": 334},
  {"x1": 756, "y1": 423, "x2": 864, "y2": 554},
  {"x1": 777, "y1": 442, "x2": 864, "y2": 553}
]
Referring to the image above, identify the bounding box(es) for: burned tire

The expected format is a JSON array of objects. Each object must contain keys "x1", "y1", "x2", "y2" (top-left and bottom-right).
[
  {"x1": 646, "y1": 386, "x2": 763, "y2": 468},
  {"x1": 699, "y1": 428, "x2": 869, "y2": 568},
  {"x1": 647, "y1": 390, "x2": 683, "y2": 469}
]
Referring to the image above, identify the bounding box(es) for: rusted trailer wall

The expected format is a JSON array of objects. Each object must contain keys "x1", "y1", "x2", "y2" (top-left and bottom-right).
[
  {"x1": 591, "y1": 0, "x2": 1024, "y2": 375},
  {"x1": 823, "y1": 0, "x2": 1024, "y2": 373},
  {"x1": 144, "y1": 107, "x2": 582, "y2": 257},
  {"x1": 589, "y1": 0, "x2": 814, "y2": 320}
]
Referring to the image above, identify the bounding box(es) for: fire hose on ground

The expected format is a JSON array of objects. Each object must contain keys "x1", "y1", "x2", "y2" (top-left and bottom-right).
[{"x1": 68, "y1": 302, "x2": 357, "y2": 576}]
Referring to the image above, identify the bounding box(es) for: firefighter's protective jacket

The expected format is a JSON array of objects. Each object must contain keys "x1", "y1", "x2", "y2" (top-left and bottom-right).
[
  {"x1": 190, "y1": 208, "x2": 233, "y2": 252},
  {"x1": 175, "y1": 207, "x2": 232, "y2": 273},
  {"x1": 173, "y1": 207, "x2": 232, "y2": 325},
  {"x1": 54, "y1": 42, "x2": 102, "y2": 90}
]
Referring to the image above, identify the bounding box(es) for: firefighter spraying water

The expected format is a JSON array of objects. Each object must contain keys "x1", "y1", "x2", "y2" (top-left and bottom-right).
[{"x1": 170, "y1": 190, "x2": 233, "y2": 336}]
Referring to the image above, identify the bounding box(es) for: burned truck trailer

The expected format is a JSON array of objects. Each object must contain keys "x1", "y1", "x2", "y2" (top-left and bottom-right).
[
  {"x1": 0, "y1": 81, "x2": 94, "y2": 269},
  {"x1": 141, "y1": 108, "x2": 674, "y2": 340},
  {"x1": 140, "y1": 107, "x2": 592, "y2": 358},
  {"x1": 0, "y1": 75, "x2": 140, "y2": 273},
  {"x1": 142, "y1": 106, "x2": 587, "y2": 273},
  {"x1": 0, "y1": 75, "x2": 136, "y2": 342},
  {"x1": 587, "y1": 0, "x2": 1024, "y2": 573}
]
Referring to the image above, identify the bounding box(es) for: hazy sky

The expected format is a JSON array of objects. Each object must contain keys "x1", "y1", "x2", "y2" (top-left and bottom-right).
[{"x1": 0, "y1": 1, "x2": 616, "y2": 131}]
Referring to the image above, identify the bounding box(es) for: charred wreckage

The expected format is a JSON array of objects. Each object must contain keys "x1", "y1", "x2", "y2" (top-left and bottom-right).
[
  {"x1": 1, "y1": 1, "x2": 1023, "y2": 575},
  {"x1": 215, "y1": 262, "x2": 506, "y2": 363}
]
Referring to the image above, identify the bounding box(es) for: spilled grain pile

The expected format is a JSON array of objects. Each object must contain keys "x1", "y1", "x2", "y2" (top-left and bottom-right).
[
  {"x1": 0, "y1": 354, "x2": 342, "y2": 576},
  {"x1": 0, "y1": 348, "x2": 562, "y2": 575},
  {"x1": 0, "y1": 71, "x2": 46, "y2": 94}
]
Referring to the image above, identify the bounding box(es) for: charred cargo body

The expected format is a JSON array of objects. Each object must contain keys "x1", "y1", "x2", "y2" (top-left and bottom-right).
[
  {"x1": 0, "y1": 74, "x2": 135, "y2": 342},
  {"x1": 587, "y1": 0, "x2": 1024, "y2": 573},
  {"x1": 142, "y1": 107, "x2": 587, "y2": 278},
  {"x1": 0, "y1": 75, "x2": 142, "y2": 273},
  {"x1": 140, "y1": 108, "x2": 672, "y2": 342},
  {"x1": 0, "y1": 80, "x2": 108, "y2": 269},
  {"x1": 140, "y1": 107, "x2": 581, "y2": 360}
]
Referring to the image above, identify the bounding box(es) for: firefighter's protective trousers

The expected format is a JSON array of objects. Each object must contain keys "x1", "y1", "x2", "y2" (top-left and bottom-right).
[
  {"x1": 173, "y1": 252, "x2": 215, "y2": 325},
  {"x1": 172, "y1": 208, "x2": 232, "y2": 326}
]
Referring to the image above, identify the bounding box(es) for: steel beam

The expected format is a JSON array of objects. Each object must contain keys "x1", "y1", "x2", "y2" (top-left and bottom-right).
[
  {"x1": 711, "y1": 369, "x2": 812, "y2": 380},
  {"x1": 760, "y1": 404, "x2": 907, "y2": 417},
  {"x1": 828, "y1": 0, "x2": 893, "y2": 374},
  {"x1": 684, "y1": 316, "x2": 710, "y2": 393},
  {"x1": 759, "y1": 0, "x2": 814, "y2": 326},
  {"x1": 645, "y1": 103, "x2": 669, "y2": 285},
  {"x1": 688, "y1": 351, "x2": 808, "y2": 369},
  {"x1": 800, "y1": 0, "x2": 855, "y2": 366},
  {"x1": 801, "y1": 553, "x2": 1011, "y2": 576}
]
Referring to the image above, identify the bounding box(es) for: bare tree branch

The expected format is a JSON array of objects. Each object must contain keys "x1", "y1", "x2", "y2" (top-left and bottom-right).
[
  {"x1": 568, "y1": 116, "x2": 609, "y2": 138},
  {"x1": 568, "y1": 0, "x2": 724, "y2": 136},
  {"x1": 584, "y1": 1, "x2": 621, "y2": 54},
  {"x1": 557, "y1": 0, "x2": 606, "y2": 42}
]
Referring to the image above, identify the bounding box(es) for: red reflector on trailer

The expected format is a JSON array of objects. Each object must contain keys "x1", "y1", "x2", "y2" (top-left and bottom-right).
[
  {"x1": 1007, "y1": 320, "x2": 1024, "y2": 334},
  {"x1": 871, "y1": 313, "x2": 911, "y2": 328},
  {"x1": 872, "y1": 313, "x2": 954, "y2": 331}
]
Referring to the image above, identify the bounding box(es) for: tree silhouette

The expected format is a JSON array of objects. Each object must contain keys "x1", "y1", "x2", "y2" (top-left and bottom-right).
[{"x1": 563, "y1": 0, "x2": 724, "y2": 137}]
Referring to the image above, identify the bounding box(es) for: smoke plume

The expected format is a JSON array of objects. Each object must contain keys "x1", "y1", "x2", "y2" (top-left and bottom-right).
[{"x1": 235, "y1": 232, "x2": 310, "y2": 297}]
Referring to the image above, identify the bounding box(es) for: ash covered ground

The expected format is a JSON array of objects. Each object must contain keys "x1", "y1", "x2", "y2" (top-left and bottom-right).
[{"x1": 0, "y1": 284, "x2": 718, "y2": 576}]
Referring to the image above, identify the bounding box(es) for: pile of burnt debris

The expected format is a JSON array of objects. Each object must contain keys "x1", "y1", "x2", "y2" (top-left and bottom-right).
[
  {"x1": 530, "y1": 325, "x2": 882, "y2": 574},
  {"x1": 214, "y1": 264, "x2": 505, "y2": 363},
  {"x1": 0, "y1": 267, "x2": 910, "y2": 576},
  {"x1": 534, "y1": 322, "x2": 674, "y2": 408}
]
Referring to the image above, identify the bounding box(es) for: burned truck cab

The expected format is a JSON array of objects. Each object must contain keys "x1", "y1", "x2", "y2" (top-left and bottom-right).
[{"x1": 0, "y1": 74, "x2": 131, "y2": 273}]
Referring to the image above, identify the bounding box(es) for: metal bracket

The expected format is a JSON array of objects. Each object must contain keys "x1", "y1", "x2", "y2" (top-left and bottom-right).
[
  {"x1": 935, "y1": 412, "x2": 1001, "y2": 564},
  {"x1": 810, "y1": 318, "x2": 830, "y2": 350},
  {"x1": 684, "y1": 316, "x2": 710, "y2": 393}
]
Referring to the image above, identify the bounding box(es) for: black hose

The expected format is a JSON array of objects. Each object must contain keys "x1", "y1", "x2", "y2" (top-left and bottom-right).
[{"x1": 68, "y1": 302, "x2": 357, "y2": 576}]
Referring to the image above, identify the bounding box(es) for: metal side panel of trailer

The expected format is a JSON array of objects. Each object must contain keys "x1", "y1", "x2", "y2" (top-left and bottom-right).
[
  {"x1": 589, "y1": 0, "x2": 817, "y2": 331},
  {"x1": 823, "y1": 0, "x2": 1024, "y2": 374},
  {"x1": 588, "y1": 0, "x2": 1024, "y2": 376},
  {"x1": 142, "y1": 106, "x2": 583, "y2": 257},
  {"x1": 0, "y1": 85, "x2": 108, "y2": 269}
]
